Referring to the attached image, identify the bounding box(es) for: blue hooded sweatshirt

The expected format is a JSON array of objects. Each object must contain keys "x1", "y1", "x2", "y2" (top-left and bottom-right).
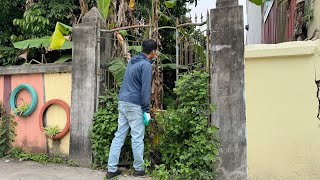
[{"x1": 118, "y1": 54, "x2": 153, "y2": 113}]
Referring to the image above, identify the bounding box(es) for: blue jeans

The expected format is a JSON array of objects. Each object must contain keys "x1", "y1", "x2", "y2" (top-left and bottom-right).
[{"x1": 107, "y1": 101, "x2": 145, "y2": 172}]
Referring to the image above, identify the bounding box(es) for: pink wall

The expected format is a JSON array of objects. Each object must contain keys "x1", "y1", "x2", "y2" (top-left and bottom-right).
[{"x1": 11, "y1": 74, "x2": 46, "y2": 153}]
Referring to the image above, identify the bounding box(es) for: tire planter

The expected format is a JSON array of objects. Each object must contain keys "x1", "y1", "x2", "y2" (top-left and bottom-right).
[
  {"x1": 10, "y1": 84, "x2": 38, "y2": 117},
  {"x1": 39, "y1": 99, "x2": 70, "y2": 140}
]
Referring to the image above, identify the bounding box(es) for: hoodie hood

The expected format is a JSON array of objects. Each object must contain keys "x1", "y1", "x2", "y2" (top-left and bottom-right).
[{"x1": 131, "y1": 54, "x2": 153, "y2": 65}]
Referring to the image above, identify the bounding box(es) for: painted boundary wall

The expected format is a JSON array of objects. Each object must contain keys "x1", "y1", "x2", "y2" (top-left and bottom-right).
[
  {"x1": 0, "y1": 63, "x2": 72, "y2": 156},
  {"x1": 0, "y1": 8, "x2": 108, "y2": 166},
  {"x1": 245, "y1": 40, "x2": 320, "y2": 179}
]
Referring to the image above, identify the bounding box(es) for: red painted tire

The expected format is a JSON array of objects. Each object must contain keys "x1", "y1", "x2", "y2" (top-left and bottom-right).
[{"x1": 39, "y1": 99, "x2": 70, "y2": 140}]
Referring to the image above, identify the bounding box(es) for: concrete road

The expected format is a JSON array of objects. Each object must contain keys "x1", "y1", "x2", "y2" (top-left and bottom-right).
[{"x1": 0, "y1": 158, "x2": 150, "y2": 180}]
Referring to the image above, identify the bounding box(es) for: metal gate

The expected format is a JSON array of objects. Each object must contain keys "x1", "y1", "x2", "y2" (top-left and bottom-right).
[{"x1": 175, "y1": 13, "x2": 210, "y2": 80}]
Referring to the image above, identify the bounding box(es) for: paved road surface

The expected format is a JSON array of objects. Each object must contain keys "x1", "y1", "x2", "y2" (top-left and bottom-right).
[{"x1": 0, "y1": 158, "x2": 149, "y2": 180}]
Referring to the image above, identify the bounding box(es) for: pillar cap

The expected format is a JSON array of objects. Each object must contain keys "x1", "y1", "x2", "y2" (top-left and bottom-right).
[{"x1": 216, "y1": 0, "x2": 238, "y2": 8}]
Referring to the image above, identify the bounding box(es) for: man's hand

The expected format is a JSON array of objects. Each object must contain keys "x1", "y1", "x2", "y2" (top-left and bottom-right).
[
  {"x1": 144, "y1": 112, "x2": 151, "y2": 125},
  {"x1": 146, "y1": 113, "x2": 151, "y2": 121}
]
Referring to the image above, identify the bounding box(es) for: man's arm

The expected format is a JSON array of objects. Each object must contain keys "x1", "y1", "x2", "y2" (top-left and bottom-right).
[{"x1": 141, "y1": 63, "x2": 152, "y2": 113}]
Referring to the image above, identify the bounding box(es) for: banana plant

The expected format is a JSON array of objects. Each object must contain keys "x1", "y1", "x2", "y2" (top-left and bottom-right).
[
  {"x1": 97, "y1": 0, "x2": 111, "y2": 22},
  {"x1": 12, "y1": 22, "x2": 72, "y2": 64},
  {"x1": 13, "y1": 37, "x2": 72, "y2": 50},
  {"x1": 13, "y1": 37, "x2": 51, "y2": 49},
  {"x1": 108, "y1": 57, "x2": 126, "y2": 85},
  {"x1": 13, "y1": 22, "x2": 72, "y2": 50},
  {"x1": 50, "y1": 22, "x2": 72, "y2": 50},
  {"x1": 164, "y1": 0, "x2": 176, "y2": 8}
]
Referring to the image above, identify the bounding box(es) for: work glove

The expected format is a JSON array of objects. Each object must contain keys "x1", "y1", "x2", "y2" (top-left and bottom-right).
[{"x1": 143, "y1": 112, "x2": 151, "y2": 126}]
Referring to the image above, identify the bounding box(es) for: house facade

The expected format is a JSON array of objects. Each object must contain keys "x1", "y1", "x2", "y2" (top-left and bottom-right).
[{"x1": 246, "y1": 0, "x2": 319, "y2": 44}]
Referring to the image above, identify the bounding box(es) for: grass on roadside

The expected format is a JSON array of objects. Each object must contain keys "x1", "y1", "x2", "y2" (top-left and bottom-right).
[{"x1": 6, "y1": 146, "x2": 78, "y2": 167}]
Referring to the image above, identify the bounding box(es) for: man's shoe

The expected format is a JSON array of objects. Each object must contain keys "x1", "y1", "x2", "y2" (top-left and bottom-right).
[
  {"x1": 133, "y1": 170, "x2": 145, "y2": 177},
  {"x1": 106, "y1": 169, "x2": 121, "y2": 179}
]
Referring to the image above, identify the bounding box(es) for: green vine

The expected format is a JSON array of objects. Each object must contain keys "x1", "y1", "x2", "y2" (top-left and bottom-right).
[
  {"x1": 91, "y1": 90, "x2": 133, "y2": 168},
  {"x1": 154, "y1": 69, "x2": 220, "y2": 180},
  {"x1": 0, "y1": 101, "x2": 17, "y2": 157}
]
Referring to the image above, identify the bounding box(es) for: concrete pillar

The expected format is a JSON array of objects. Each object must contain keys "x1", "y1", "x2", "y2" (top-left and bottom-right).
[
  {"x1": 210, "y1": 0, "x2": 247, "y2": 179},
  {"x1": 70, "y1": 8, "x2": 106, "y2": 166}
]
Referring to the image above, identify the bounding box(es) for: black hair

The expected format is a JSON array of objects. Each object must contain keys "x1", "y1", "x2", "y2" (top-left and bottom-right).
[{"x1": 142, "y1": 39, "x2": 157, "y2": 54}]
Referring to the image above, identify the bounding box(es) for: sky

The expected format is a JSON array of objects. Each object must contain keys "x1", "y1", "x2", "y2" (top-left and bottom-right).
[{"x1": 188, "y1": 0, "x2": 247, "y2": 24}]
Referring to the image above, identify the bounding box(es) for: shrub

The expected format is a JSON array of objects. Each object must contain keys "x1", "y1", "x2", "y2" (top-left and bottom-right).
[
  {"x1": 155, "y1": 69, "x2": 220, "y2": 179},
  {"x1": 91, "y1": 90, "x2": 132, "y2": 168},
  {"x1": 0, "y1": 101, "x2": 17, "y2": 157}
]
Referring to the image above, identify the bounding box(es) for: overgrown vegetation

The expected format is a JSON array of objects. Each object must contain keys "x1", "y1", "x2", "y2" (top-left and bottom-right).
[
  {"x1": 0, "y1": 0, "x2": 79, "y2": 66},
  {"x1": 0, "y1": 102, "x2": 17, "y2": 158},
  {"x1": 7, "y1": 146, "x2": 78, "y2": 166},
  {"x1": 43, "y1": 125, "x2": 61, "y2": 138},
  {"x1": 91, "y1": 90, "x2": 133, "y2": 168},
  {"x1": 91, "y1": 90, "x2": 119, "y2": 167},
  {"x1": 91, "y1": 69, "x2": 219, "y2": 179},
  {"x1": 153, "y1": 69, "x2": 219, "y2": 179}
]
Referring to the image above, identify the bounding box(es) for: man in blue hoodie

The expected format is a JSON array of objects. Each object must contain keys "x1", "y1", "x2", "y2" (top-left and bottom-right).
[{"x1": 106, "y1": 39, "x2": 157, "y2": 179}]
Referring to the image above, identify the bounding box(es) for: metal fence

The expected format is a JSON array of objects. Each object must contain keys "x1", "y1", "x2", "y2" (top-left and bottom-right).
[
  {"x1": 175, "y1": 14, "x2": 210, "y2": 80},
  {"x1": 96, "y1": 14, "x2": 211, "y2": 164}
]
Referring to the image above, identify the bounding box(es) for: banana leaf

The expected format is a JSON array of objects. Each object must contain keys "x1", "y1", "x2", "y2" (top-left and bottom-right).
[
  {"x1": 128, "y1": 46, "x2": 142, "y2": 52},
  {"x1": 249, "y1": 0, "x2": 265, "y2": 5},
  {"x1": 160, "y1": 63, "x2": 188, "y2": 70},
  {"x1": 97, "y1": 0, "x2": 111, "y2": 21},
  {"x1": 129, "y1": 0, "x2": 135, "y2": 10},
  {"x1": 54, "y1": 54, "x2": 72, "y2": 63},
  {"x1": 164, "y1": 0, "x2": 176, "y2": 8},
  {"x1": 59, "y1": 40, "x2": 72, "y2": 50},
  {"x1": 50, "y1": 22, "x2": 72, "y2": 50},
  {"x1": 108, "y1": 57, "x2": 126, "y2": 84},
  {"x1": 13, "y1": 37, "x2": 50, "y2": 49}
]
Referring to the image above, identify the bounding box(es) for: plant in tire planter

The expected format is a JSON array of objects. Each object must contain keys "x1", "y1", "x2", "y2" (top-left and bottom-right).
[
  {"x1": 13, "y1": 100, "x2": 30, "y2": 116},
  {"x1": 43, "y1": 125, "x2": 61, "y2": 138},
  {"x1": 39, "y1": 99, "x2": 70, "y2": 140},
  {"x1": 10, "y1": 84, "x2": 38, "y2": 117}
]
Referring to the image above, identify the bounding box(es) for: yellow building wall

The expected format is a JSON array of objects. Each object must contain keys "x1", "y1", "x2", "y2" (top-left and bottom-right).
[
  {"x1": 44, "y1": 73, "x2": 71, "y2": 156},
  {"x1": 308, "y1": 0, "x2": 320, "y2": 39},
  {"x1": 245, "y1": 40, "x2": 320, "y2": 179}
]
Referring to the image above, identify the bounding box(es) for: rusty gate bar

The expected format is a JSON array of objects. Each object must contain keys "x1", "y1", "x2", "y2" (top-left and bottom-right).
[
  {"x1": 175, "y1": 19, "x2": 208, "y2": 80},
  {"x1": 176, "y1": 18, "x2": 179, "y2": 81}
]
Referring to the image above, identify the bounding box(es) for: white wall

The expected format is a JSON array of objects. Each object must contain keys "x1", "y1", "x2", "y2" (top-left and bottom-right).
[{"x1": 246, "y1": 0, "x2": 262, "y2": 44}]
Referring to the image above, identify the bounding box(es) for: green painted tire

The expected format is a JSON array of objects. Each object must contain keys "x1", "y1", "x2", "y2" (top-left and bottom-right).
[{"x1": 10, "y1": 84, "x2": 38, "y2": 117}]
